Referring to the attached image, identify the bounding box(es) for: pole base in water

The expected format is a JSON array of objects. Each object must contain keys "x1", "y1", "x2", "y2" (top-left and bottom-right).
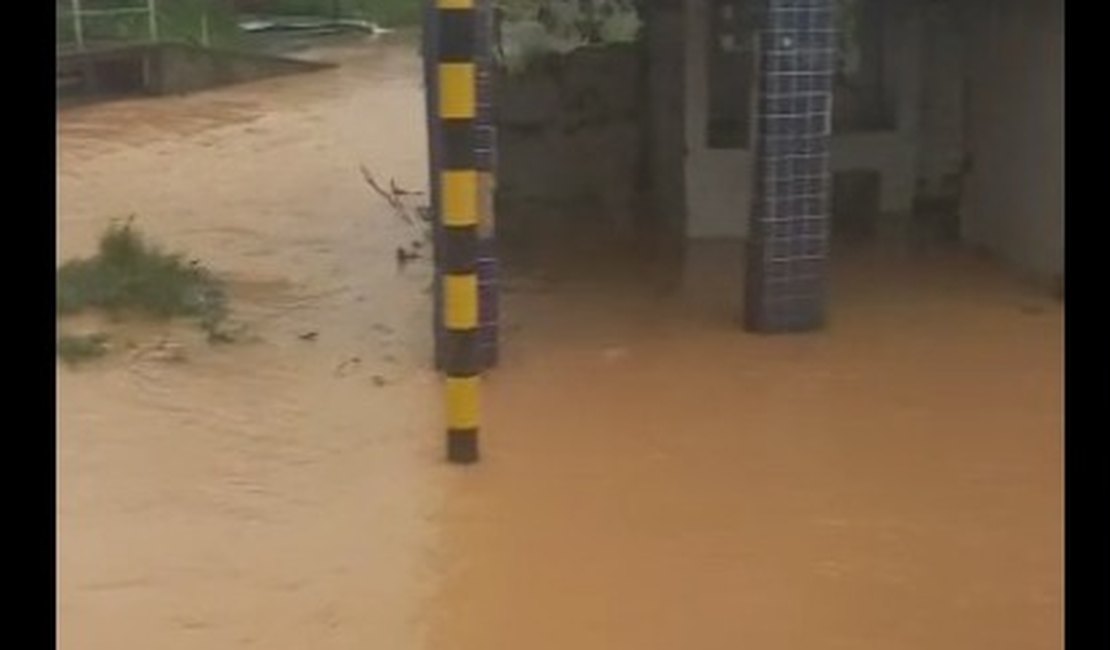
[{"x1": 447, "y1": 429, "x2": 479, "y2": 464}]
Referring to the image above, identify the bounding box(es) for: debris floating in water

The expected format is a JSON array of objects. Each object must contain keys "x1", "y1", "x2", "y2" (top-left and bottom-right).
[
  {"x1": 396, "y1": 247, "x2": 420, "y2": 269},
  {"x1": 334, "y1": 356, "x2": 362, "y2": 377}
]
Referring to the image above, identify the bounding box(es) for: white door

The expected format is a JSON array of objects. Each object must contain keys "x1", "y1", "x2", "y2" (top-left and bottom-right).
[{"x1": 684, "y1": 0, "x2": 758, "y2": 239}]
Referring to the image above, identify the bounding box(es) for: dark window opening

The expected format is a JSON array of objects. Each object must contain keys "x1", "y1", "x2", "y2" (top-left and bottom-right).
[{"x1": 706, "y1": 0, "x2": 756, "y2": 149}]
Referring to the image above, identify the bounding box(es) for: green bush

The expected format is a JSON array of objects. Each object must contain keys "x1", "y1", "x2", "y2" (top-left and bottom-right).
[
  {"x1": 158, "y1": 0, "x2": 244, "y2": 48},
  {"x1": 56, "y1": 218, "x2": 228, "y2": 327},
  {"x1": 57, "y1": 333, "x2": 111, "y2": 365}
]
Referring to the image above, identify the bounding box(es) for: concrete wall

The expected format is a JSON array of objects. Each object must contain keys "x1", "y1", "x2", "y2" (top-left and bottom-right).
[
  {"x1": 960, "y1": 0, "x2": 1064, "y2": 283},
  {"x1": 916, "y1": 0, "x2": 967, "y2": 201},
  {"x1": 57, "y1": 43, "x2": 330, "y2": 104},
  {"x1": 495, "y1": 44, "x2": 645, "y2": 240},
  {"x1": 837, "y1": 0, "x2": 921, "y2": 222},
  {"x1": 644, "y1": 0, "x2": 688, "y2": 243},
  {"x1": 494, "y1": 0, "x2": 1064, "y2": 283},
  {"x1": 683, "y1": 0, "x2": 755, "y2": 239},
  {"x1": 153, "y1": 44, "x2": 330, "y2": 95}
]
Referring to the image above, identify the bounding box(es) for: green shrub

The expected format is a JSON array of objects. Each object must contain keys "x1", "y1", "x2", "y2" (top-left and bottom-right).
[
  {"x1": 56, "y1": 218, "x2": 228, "y2": 326},
  {"x1": 57, "y1": 333, "x2": 111, "y2": 365}
]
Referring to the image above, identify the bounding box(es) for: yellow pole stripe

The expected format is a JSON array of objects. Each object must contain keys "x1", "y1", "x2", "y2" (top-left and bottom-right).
[
  {"x1": 444, "y1": 273, "x2": 479, "y2": 330},
  {"x1": 437, "y1": 0, "x2": 475, "y2": 8},
  {"x1": 438, "y1": 63, "x2": 476, "y2": 120},
  {"x1": 446, "y1": 375, "x2": 480, "y2": 429},
  {"x1": 441, "y1": 170, "x2": 479, "y2": 226}
]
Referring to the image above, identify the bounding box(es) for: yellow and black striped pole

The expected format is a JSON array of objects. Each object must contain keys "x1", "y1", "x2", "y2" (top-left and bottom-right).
[{"x1": 431, "y1": 0, "x2": 485, "y2": 463}]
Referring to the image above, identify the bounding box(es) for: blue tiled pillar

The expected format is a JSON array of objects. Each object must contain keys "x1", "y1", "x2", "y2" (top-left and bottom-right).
[{"x1": 743, "y1": 0, "x2": 834, "y2": 333}]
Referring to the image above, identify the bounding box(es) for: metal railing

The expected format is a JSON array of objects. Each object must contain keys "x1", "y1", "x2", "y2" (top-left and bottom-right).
[
  {"x1": 58, "y1": 0, "x2": 216, "y2": 51},
  {"x1": 58, "y1": 0, "x2": 159, "y2": 50}
]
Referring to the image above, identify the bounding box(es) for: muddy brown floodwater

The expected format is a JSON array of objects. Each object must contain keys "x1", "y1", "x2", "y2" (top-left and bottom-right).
[
  {"x1": 58, "y1": 37, "x2": 1062, "y2": 650},
  {"x1": 431, "y1": 238, "x2": 1063, "y2": 650},
  {"x1": 57, "y1": 34, "x2": 452, "y2": 650}
]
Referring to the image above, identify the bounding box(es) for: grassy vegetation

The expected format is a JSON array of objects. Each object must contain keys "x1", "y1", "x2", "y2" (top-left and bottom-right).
[
  {"x1": 159, "y1": 0, "x2": 245, "y2": 48},
  {"x1": 57, "y1": 333, "x2": 111, "y2": 366},
  {"x1": 57, "y1": 218, "x2": 230, "y2": 344}
]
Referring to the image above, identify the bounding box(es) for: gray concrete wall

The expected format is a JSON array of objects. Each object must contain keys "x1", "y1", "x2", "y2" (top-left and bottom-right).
[
  {"x1": 830, "y1": 0, "x2": 922, "y2": 236},
  {"x1": 153, "y1": 44, "x2": 330, "y2": 95},
  {"x1": 645, "y1": 0, "x2": 687, "y2": 243},
  {"x1": 960, "y1": 0, "x2": 1063, "y2": 283},
  {"x1": 494, "y1": 0, "x2": 1063, "y2": 283},
  {"x1": 57, "y1": 44, "x2": 330, "y2": 105},
  {"x1": 682, "y1": 0, "x2": 755, "y2": 239},
  {"x1": 495, "y1": 43, "x2": 645, "y2": 240},
  {"x1": 916, "y1": 0, "x2": 967, "y2": 201}
]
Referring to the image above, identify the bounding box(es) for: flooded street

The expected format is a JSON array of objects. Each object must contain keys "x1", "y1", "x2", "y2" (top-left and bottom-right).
[
  {"x1": 57, "y1": 34, "x2": 452, "y2": 650},
  {"x1": 58, "y1": 37, "x2": 1062, "y2": 650},
  {"x1": 433, "y1": 241, "x2": 1063, "y2": 650}
]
